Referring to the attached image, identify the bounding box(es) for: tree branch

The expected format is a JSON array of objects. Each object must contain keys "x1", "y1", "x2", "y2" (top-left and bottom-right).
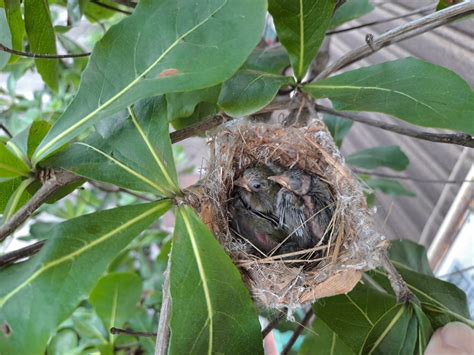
[
  {"x1": 0, "y1": 240, "x2": 45, "y2": 268},
  {"x1": 316, "y1": 1, "x2": 474, "y2": 80},
  {"x1": 314, "y1": 104, "x2": 474, "y2": 148},
  {"x1": 110, "y1": 327, "x2": 156, "y2": 338},
  {"x1": 281, "y1": 308, "x2": 314, "y2": 355},
  {"x1": 0, "y1": 171, "x2": 81, "y2": 242},
  {"x1": 0, "y1": 43, "x2": 91, "y2": 59},
  {"x1": 353, "y1": 169, "x2": 474, "y2": 184},
  {"x1": 0, "y1": 123, "x2": 12, "y2": 138},
  {"x1": 90, "y1": 0, "x2": 132, "y2": 15}
]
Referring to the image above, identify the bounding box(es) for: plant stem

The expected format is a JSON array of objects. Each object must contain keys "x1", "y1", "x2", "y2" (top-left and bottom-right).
[
  {"x1": 0, "y1": 240, "x2": 45, "y2": 268},
  {"x1": 0, "y1": 43, "x2": 91, "y2": 59},
  {"x1": 281, "y1": 308, "x2": 314, "y2": 355}
]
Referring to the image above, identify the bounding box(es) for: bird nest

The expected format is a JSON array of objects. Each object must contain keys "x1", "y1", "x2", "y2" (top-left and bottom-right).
[{"x1": 184, "y1": 118, "x2": 389, "y2": 311}]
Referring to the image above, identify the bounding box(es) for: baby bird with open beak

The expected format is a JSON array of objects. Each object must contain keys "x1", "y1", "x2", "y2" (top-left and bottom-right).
[{"x1": 269, "y1": 169, "x2": 334, "y2": 248}]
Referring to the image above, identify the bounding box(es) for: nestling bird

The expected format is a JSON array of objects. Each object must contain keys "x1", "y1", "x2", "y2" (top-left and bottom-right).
[{"x1": 269, "y1": 169, "x2": 334, "y2": 248}]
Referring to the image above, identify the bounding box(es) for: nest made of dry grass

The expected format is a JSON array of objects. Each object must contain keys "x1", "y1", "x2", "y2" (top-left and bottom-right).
[{"x1": 185, "y1": 117, "x2": 388, "y2": 310}]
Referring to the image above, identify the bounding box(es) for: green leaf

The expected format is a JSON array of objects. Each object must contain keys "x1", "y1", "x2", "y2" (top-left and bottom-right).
[
  {"x1": 346, "y1": 146, "x2": 409, "y2": 171},
  {"x1": 27, "y1": 120, "x2": 51, "y2": 159},
  {"x1": 361, "y1": 304, "x2": 414, "y2": 355},
  {"x1": 67, "y1": 0, "x2": 90, "y2": 24},
  {"x1": 437, "y1": 0, "x2": 462, "y2": 10},
  {"x1": 0, "y1": 178, "x2": 21, "y2": 213},
  {"x1": 24, "y1": 0, "x2": 59, "y2": 91},
  {"x1": 0, "y1": 9, "x2": 12, "y2": 69},
  {"x1": 89, "y1": 272, "x2": 142, "y2": 333},
  {"x1": 0, "y1": 200, "x2": 171, "y2": 354},
  {"x1": 300, "y1": 317, "x2": 355, "y2": 355},
  {"x1": 166, "y1": 85, "x2": 220, "y2": 122},
  {"x1": 242, "y1": 46, "x2": 290, "y2": 75},
  {"x1": 388, "y1": 240, "x2": 433, "y2": 276},
  {"x1": 330, "y1": 0, "x2": 374, "y2": 28},
  {"x1": 268, "y1": 0, "x2": 336, "y2": 79},
  {"x1": 33, "y1": 0, "x2": 267, "y2": 163},
  {"x1": 323, "y1": 113, "x2": 353, "y2": 148},
  {"x1": 4, "y1": 0, "x2": 25, "y2": 62},
  {"x1": 304, "y1": 58, "x2": 474, "y2": 135},
  {"x1": 313, "y1": 282, "x2": 397, "y2": 353},
  {"x1": 218, "y1": 70, "x2": 293, "y2": 117},
  {"x1": 46, "y1": 329, "x2": 79, "y2": 355},
  {"x1": 413, "y1": 304, "x2": 433, "y2": 354},
  {"x1": 46, "y1": 97, "x2": 179, "y2": 196},
  {"x1": 1, "y1": 177, "x2": 34, "y2": 222},
  {"x1": 365, "y1": 178, "x2": 416, "y2": 197},
  {"x1": 171, "y1": 102, "x2": 217, "y2": 131},
  {"x1": 169, "y1": 206, "x2": 263, "y2": 354},
  {"x1": 0, "y1": 142, "x2": 30, "y2": 178}
]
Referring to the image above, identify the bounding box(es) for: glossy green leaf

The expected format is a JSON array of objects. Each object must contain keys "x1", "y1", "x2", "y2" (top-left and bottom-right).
[
  {"x1": 169, "y1": 206, "x2": 263, "y2": 354},
  {"x1": 361, "y1": 304, "x2": 414, "y2": 355},
  {"x1": 1, "y1": 177, "x2": 34, "y2": 222},
  {"x1": 166, "y1": 85, "x2": 220, "y2": 122},
  {"x1": 0, "y1": 9, "x2": 11, "y2": 69},
  {"x1": 365, "y1": 178, "x2": 416, "y2": 197},
  {"x1": 89, "y1": 272, "x2": 142, "y2": 332},
  {"x1": 0, "y1": 200, "x2": 171, "y2": 354},
  {"x1": 313, "y1": 282, "x2": 397, "y2": 353},
  {"x1": 323, "y1": 113, "x2": 353, "y2": 147},
  {"x1": 305, "y1": 58, "x2": 474, "y2": 135},
  {"x1": 330, "y1": 0, "x2": 374, "y2": 28},
  {"x1": 33, "y1": 0, "x2": 267, "y2": 162},
  {"x1": 388, "y1": 240, "x2": 433, "y2": 276},
  {"x1": 242, "y1": 46, "x2": 290, "y2": 75},
  {"x1": 346, "y1": 146, "x2": 409, "y2": 171},
  {"x1": 46, "y1": 97, "x2": 179, "y2": 196},
  {"x1": 24, "y1": 0, "x2": 59, "y2": 91},
  {"x1": 4, "y1": 0, "x2": 25, "y2": 62},
  {"x1": 268, "y1": 0, "x2": 336, "y2": 79},
  {"x1": 0, "y1": 142, "x2": 30, "y2": 178},
  {"x1": 300, "y1": 317, "x2": 355, "y2": 355},
  {"x1": 218, "y1": 70, "x2": 293, "y2": 117}
]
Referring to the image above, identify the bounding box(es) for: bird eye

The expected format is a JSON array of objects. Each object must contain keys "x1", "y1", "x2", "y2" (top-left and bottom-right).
[{"x1": 252, "y1": 183, "x2": 261, "y2": 190}]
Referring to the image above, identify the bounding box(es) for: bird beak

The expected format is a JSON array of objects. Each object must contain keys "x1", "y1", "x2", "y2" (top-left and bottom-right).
[
  {"x1": 268, "y1": 175, "x2": 290, "y2": 189},
  {"x1": 234, "y1": 176, "x2": 251, "y2": 192}
]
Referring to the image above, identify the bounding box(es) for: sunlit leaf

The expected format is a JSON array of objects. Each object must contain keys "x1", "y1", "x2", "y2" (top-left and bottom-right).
[
  {"x1": 33, "y1": 0, "x2": 267, "y2": 162},
  {"x1": 0, "y1": 142, "x2": 30, "y2": 178},
  {"x1": 305, "y1": 58, "x2": 474, "y2": 135},
  {"x1": 169, "y1": 206, "x2": 263, "y2": 354},
  {"x1": 218, "y1": 70, "x2": 293, "y2": 117},
  {"x1": 269, "y1": 0, "x2": 336, "y2": 79},
  {"x1": 346, "y1": 146, "x2": 409, "y2": 171},
  {"x1": 0, "y1": 200, "x2": 171, "y2": 354}
]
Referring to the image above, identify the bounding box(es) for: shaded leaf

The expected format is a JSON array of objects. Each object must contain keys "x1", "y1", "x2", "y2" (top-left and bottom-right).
[
  {"x1": 305, "y1": 58, "x2": 474, "y2": 135},
  {"x1": 169, "y1": 206, "x2": 262, "y2": 354},
  {"x1": 46, "y1": 97, "x2": 179, "y2": 196},
  {"x1": 171, "y1": 102, "x2": 217, "y2": 131},
  {"x1": 4, "y1": 0, "x2": 25, "y2": 62},
  {"x1": 389, "y1": 240, "x2": 433, "y2": 276},
  {"x1": 269, "y1": 0, "x2": 336, "y2": 79},
  {"x1": 0, "y1": 200, "x2": 171, "y2": 354},
  {"x1": 0, "y1": 9, "x2": 11, "y2": 69},
  {"x1": 346, "y1": 146, "x2": 409, "y2": 171},
  {"x1": 242, "y1": 46, "x2": 290, "y2": 75},
  {"x1": 218, "y1": 69, "x2": 293, "y2": 117},
  {"x1": 365, "y1": 178, "x2": 416, "y2": 197},
  {"x1": 414, "y1": 304, "x2": 433, "y2": 354},
  {"x1": 24, "y1": 0, "x2": 59, "y2": 91},
  {"x1": 46, "y1": 329, "x2": 79, "y2": 355},
  {"x1": 330, "y1": 0, "x2": 374, "y2": 28},
  {"x1": 300, "y1": 317, "x2": 355, "y2": 355},
  {"x1": 89, "y1": 272, "x2": 142, "y2": 331},
  {"x1": 166, "y1": 85, "x2": 220, "y2": 122},
  {"x1": 323, "y1": 113, "x2": 353, "y2": 147},
  {"x1": 33, "y1": 0, "x2": 267, "y2": 162}
]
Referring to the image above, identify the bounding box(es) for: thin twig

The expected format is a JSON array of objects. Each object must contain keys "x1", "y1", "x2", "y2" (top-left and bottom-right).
[
  {"x1": 314, "y1": 104, "x2": 474, "y2": 148},
  {"x1": 0, "y1": 43, "x2": 90, "y2": 59},
  {"x1": 0, "y1": 240, "x2": 45, "y2": 268},
  {"x1": 90, "y1": 181, "x2": 154, "y2": 201},
  {"x1": 0, "y1": 123, "x2": 12, "y2": 138},
  {"x1": 439, "y1": 265, "x2": 474, "y2": 278},
  {"x1": 316, "y1": 1, "x2": 474, "y2": 80},
  {"x1": 281, "y1": 308, "x2": 314, "y2": 355},
  {"x1": 90, "y1": 0, "x2": 132, "y2": 15},
  {"x1": 353, "y1": 169, "x2": 474, "y2": 184},
  {"x1": 262, "y1": 313, "x2": 286, "y2": 339},
  {"x1": 110, "y1": 327, "x2": 156, "y2": 337},
  {"x1": 0, "y1": 171, "x2": 81, "y2": 242},
  {"x1": 109, "y1": 0, "x2": 136, "y2": 8},
  {"x1": 326, "y1": 4, "x2": 435, "y2": 35}
]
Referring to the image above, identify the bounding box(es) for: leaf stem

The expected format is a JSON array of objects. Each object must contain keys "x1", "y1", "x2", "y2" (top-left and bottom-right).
[{"x1": 0, "y1": 43, "x2": 91, "y2": 59}]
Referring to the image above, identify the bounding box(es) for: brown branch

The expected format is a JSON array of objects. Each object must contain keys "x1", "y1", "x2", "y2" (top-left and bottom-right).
[
  {"x1": 0, "y1": 123, "x2": 12, "y2": 138},
  {"x1": 262, "y1": 313, "x2": 286, "y2": 339},
  {"x1": 110, "y1": 327, "x2": 156, "y2": 338},
  {"x1": 90, "y1": 0, "x2": 132, "y2": 15},
  {"x1": 0, "y1": 43, "x2": 91, "y2": 59},
  {"x1": 326, "y1": 4, "x2": 435, "y2": 35},
  {"x1": 316, "y1": 1, "x2": 474, "y2": 80},
  {"x1": 0, "y1": 240, "x2": 45, "y2": 268},
  {"x1": 281, "y1": 308, "x2": 314, "y2": 355},
  {"x1": 314, "y1": 104, "x2": 474, "y2": 148},
  {"x1": 0, "y1": 171, "x2": 81, "y2": 242},
  {"x1": 353, "y1": 169, "x2": 474, "y2": 184}
]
